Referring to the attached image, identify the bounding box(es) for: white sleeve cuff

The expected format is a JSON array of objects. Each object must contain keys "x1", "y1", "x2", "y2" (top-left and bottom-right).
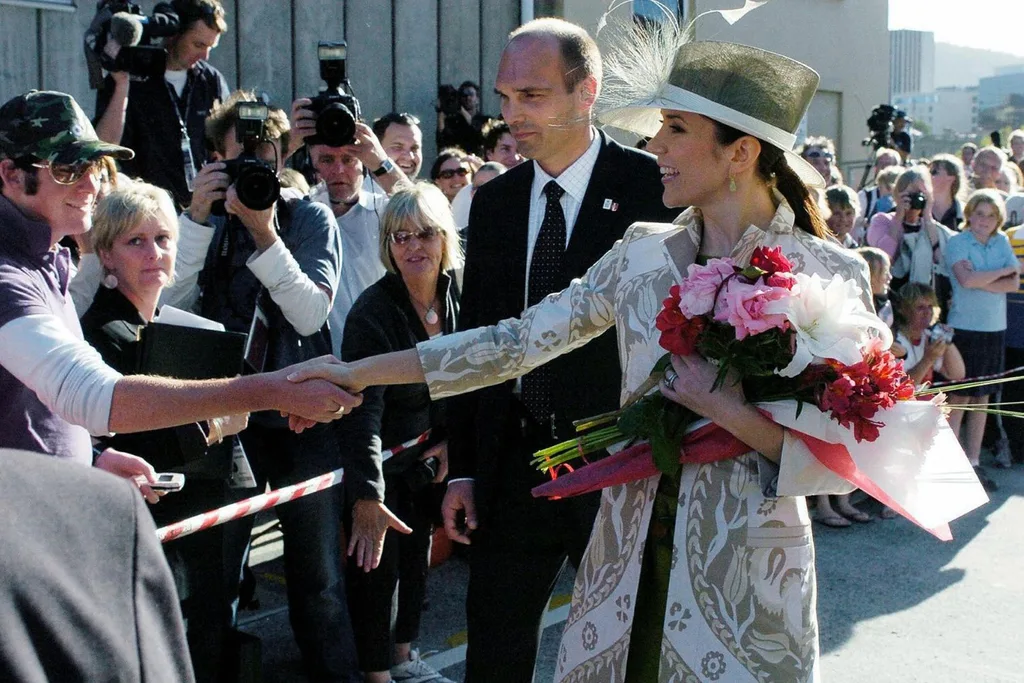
[
  {"x1": 0, "y1": 315, "x2": 122, "y2": 436},
  {"x1": 160, "y1": 212, "x2": 217, "y2": 311},
  {"x1": 246, "y1": 239, "x2": 332, "y2": 336},
  {"x1": 775, "y1": 429, "x2": 856, "y2": 497}
]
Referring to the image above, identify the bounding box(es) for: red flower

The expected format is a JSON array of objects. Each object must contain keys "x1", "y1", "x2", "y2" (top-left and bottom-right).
[
  {"x1": 804, "y1": 341, "x2": 915, "y2": 443},
  {"x1": 750, "y1": 246, "x2": 793, "y2": 276},
  {"x1": 656, "y1": 285, "x2": 707, "y2": 355}
]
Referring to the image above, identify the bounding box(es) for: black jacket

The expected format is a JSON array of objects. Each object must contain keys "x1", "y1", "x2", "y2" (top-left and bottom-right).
[
  {"x1": 80, "y1": 286, "x2": 230, "y2": 480},
  {"x1": 335, "y1": 271, "x2": 460, "y2": 502},
  {"x1": 448, "y1": 130, "x2": 678, "y2": 491},
  {"x1": 95, "y1": 59, "x2": 229, "y2": 208}
]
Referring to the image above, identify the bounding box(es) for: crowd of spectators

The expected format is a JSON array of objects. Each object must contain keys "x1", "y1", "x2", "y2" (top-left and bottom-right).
[{"x1": 796, "y1": 126, "x2": 1024, "y2": 525}]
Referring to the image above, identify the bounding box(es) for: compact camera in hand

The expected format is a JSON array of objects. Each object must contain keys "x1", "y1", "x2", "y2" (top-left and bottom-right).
[
  {"x1": 211, "y1": 101, "x2": 281, "y2": 216},
  {"x1": 908, "y1": 192, "x2": 927, "y2": 211},
  {"x1": 927, "y1": 324, "x2": 954, "y2": 345},
  {"x1": 304, "y1": 41, "x2": 362, "y2": 148}
]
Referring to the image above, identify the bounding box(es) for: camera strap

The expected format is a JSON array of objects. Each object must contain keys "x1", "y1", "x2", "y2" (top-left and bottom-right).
[{"x1": 166, "y1": 76, "x2": 197, "y2": 192}]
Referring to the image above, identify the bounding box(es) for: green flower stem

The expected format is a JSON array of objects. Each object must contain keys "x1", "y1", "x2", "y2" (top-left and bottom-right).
[{"x1": 916, "y1": 374, "x2": 1024, "y2": 395}]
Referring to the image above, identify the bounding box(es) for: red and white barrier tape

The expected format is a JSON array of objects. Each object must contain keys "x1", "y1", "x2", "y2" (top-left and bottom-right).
[{"x1": 156, "y1": 429, "x2": 432, "y2": 543}]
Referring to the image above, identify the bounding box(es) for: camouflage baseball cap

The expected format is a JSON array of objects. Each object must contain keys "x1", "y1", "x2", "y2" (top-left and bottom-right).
[{"x1": 0, "y1": 90, "x2": 134, "y2": 165}]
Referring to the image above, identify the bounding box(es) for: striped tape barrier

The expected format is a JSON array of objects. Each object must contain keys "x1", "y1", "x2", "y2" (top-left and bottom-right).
[{"x1": 156, "y1": 429, "x2": 432, "y2": 543}]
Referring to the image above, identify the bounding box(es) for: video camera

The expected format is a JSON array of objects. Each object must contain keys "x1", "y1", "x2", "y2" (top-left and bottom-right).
[
  {"x1": 862, "y1": 104, "x2": 896, "y2": 150},
  {"x1": 84, "y1": 1, "x2": 181, "y2": 86},
  {"x1": 211, "y1": 102, "x2": 281, "y2": 216},
  {"x1": 304, "y1": 41, "x2": 362, "y2": 148}
]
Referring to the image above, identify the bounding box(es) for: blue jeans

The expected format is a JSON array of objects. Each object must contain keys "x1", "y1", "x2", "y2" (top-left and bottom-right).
[{"x1": 240, "y1": 423, "x2": 359, "y2": 683}]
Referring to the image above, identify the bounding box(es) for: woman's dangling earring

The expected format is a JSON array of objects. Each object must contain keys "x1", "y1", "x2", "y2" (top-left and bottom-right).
[
  {"x1": 102, "y1": 271, "x2": 119, "y2": 289},
  {"x1": 729, "y1": 175, "x2": 737, "y2": 193}
]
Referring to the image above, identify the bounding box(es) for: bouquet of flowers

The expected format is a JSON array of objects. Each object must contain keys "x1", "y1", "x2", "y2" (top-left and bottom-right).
[{"x1": 532, "y1": 247, "x2": 987, "y2": 540}]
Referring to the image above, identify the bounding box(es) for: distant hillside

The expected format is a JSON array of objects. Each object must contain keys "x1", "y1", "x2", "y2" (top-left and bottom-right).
[{"x1": 935, "y1": 43, "x2": 1024, "y2": 88}]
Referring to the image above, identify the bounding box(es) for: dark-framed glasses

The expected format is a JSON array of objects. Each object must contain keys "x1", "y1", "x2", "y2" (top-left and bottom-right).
[
  {"x1": 437, "y1": 167, "x2": 470, "y2": 180},
  {"x1": 390, "y1": 226, "x2": 440, "y2": 245},
  {"x1": 31, "y1": 159, "x2": 104, "y2": 185}
]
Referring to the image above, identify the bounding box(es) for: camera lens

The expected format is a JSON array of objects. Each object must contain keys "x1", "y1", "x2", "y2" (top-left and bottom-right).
[
  {"x1": 235, "y1": 162, "x2": 280, "y2": 211},
  {"x1": 316, "y1": 102, "x2": 356, "y2": 147},
  {"x1": 909, "y1": 192, "x2": 927, "y2": 211}
]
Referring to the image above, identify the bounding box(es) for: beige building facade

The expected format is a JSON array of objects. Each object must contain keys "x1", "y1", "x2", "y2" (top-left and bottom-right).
[{"x1": 565, "y1": 0, "x2": 891, "y2": 184}]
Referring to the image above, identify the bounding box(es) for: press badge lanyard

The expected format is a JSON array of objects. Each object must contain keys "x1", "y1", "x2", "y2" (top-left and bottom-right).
[{"x1": 166, "y1": 75, "x2": 198, "y2": 192}]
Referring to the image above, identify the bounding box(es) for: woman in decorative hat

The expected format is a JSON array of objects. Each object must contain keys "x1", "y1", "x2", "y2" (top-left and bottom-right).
[{"x1": 292, "y1": 25, "x2": 871, "y2": 683}]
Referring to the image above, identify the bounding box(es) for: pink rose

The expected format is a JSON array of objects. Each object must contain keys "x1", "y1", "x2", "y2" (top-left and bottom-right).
[
  {"x1": 713, "y1": 280, "x2": 792, "y2": 339},
  {"x1": 677, "y1": 259, "x2": 736, "y2": 317}
]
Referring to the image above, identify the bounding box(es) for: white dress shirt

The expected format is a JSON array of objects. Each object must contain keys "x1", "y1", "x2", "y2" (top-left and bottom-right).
[
  {"x1": 523, "y1": 129, "x2": 602, "y2": 308},
  {"x1": 312, "y1": 182, "x2": 390, "y2": 355}
]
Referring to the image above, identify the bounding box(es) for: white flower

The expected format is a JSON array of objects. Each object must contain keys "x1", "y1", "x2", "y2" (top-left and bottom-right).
[{"x1": 762, "y1": 273, "x2": 893, "y2": 377}]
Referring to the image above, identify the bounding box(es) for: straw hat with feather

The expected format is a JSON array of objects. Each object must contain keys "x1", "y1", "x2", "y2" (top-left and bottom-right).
[{"x1": 598, "y1": 35, "x2": 825, "y2": 189}]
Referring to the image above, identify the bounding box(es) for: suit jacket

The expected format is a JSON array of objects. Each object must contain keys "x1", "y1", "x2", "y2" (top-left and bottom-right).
[
  {"x1": 448, "y1": 130, "x2": 677, "y2": 498},
  {"x1": 0, "y1": 449, "x2": 194, "y2": 683}
]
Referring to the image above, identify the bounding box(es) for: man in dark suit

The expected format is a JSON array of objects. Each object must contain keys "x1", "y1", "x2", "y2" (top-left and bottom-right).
[
  {"x1": 440, "y1": 18, "x2": 677, "y2": 683},
  {"x1": 0, "y1": 448, "x2": 194, "y2": 682}
]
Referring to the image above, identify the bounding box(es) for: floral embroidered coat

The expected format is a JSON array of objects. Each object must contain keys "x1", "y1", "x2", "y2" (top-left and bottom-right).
[{"x1": 417, "y1": 196, "x2": 871, "y2": 682}]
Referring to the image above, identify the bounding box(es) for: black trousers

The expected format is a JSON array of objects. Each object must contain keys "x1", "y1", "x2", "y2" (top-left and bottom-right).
[
  {"x1": 152, "y1": 478, "x2": 251, "y2": 683},
  {"x1": 240, "y1": 423, "x2": 360, "y2": 683},
  {"x1": 463, "y1": 418, "x2": 600, "y2": 683},
  {"x1": 344, "y1": 475, "x2": 436, "y2": 672}
]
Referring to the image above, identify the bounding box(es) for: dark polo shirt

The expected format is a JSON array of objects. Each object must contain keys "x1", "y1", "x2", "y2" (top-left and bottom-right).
[{"x1": 0, "y1": 196, "x2": 93, "y2": 463}]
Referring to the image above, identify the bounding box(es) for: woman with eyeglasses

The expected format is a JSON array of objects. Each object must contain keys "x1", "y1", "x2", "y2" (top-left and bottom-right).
[
  {"x1": 335, "y1": 182, "x2": 462, "y2": 683},
  {"x1": 430, "y1": 147, "x2": 472, "y2": 203},
  {"x1": 929, "y1": 154, "x2": 968, "y2": 231},
  {"x1": 798, "y1": 135, "x2": 838, "y2": 184}
]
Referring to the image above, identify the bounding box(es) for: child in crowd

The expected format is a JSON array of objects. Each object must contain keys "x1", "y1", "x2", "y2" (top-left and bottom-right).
[
  {"x1": 945, "y1": 189, "x2": 1019, "y2": 491},
  {"x1": 858, "y1": 246, "x2": 894, "y2": 327},
  {"x1": 826, "y1": 185, "x2": 861, "y2": 247}
]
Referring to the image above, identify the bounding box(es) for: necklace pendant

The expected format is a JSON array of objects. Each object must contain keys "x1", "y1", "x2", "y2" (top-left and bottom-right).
[{"x1": 425, "y1": 307, "x2": 439, "y2": 325}]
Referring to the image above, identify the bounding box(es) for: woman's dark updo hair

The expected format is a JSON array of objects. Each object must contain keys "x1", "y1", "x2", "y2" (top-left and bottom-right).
[{"x1": 712, "y1": 121, "x2": 829, "y2": 240}]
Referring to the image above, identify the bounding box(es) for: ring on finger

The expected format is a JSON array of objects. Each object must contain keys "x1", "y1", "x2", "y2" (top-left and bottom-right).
[
  {"x1": 663, "y1": 368, "x2": 679, "y2": 386},
  {"x1": 331, "y1": 405, "x2": 347, "y2": 417}
]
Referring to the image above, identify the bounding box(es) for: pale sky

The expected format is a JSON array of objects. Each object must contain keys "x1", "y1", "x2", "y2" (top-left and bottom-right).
[{"x1": 889, "y1": 0, "x2": 1024, "y2": 57}]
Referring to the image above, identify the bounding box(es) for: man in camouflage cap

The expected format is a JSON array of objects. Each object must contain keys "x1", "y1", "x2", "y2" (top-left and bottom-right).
[
  {"x1": 0, "y1": 90, "x2": 133, "y2": 246},
  {"x1": 0, "y1": 89, "x2": 360, "y2": 485}
]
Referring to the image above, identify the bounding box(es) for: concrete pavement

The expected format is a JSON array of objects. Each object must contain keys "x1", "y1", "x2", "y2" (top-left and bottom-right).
[{"x1": 240, "y1": 465, "x2": 1024, "y2": 682}]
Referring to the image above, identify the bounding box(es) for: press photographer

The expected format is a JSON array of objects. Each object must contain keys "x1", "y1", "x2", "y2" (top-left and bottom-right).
[
  {"x1": 435, "y1": 80, "x2": 491, "y2": 156},
  {"x1": 161, "y1": 90, "x2": 360, "y2": 681},
  {"x1": 94, "y1": 0, "x2": 230, "y2": 208}
]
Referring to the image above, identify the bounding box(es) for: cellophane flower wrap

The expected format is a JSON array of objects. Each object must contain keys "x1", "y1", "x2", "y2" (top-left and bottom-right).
[{"x1": 533, "y1": 246, "x2": 987, "y2": 540}]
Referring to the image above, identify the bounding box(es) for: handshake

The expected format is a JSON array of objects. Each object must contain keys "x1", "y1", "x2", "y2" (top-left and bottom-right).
[{"x1": 279, "y1": 355, "x2": 367, "y2": 432}]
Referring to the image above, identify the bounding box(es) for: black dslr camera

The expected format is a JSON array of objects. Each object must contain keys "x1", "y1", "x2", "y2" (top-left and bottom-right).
[
  {"x1": 211, "y1": 102, "x2": 281, "y2": 216},
  {"x1": 862, "y1": 104, "x2": 896, "y2": 150},
  {"x1": 305, "y1": 41, "x2": 362, "y2": 147}
]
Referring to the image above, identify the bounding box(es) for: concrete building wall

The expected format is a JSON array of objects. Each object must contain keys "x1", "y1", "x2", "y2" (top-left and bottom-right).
[
  {"x1": 0, "y1": 0, "x2": 523, "y2": 166},
  {"x1": 563, "y1": 0, "x2": 889, "y2": 177},
  {"x1": 978, "y1": 71, "x2": 1024, "y2": 111},
  {"x1": 894, "y1": 87, "x2": 978, "y2": 135},
  {"x1": 891, "y1": 30, "x2": 935, "y2": 98}
]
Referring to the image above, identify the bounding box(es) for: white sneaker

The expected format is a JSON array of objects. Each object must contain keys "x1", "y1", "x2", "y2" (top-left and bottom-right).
[{"x1": 390, "y1": 650, "x2": 454, "y2": 683}]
